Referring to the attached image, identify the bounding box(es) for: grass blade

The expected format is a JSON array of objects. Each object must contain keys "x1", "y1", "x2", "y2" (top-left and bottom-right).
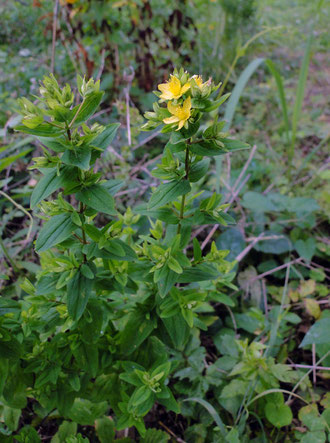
[
  {"x1": 265, "y1": 59, "x2": 290, "y2": 143},
  {"x1": 290, "y1": 35, "x2": 312, "y2": 162},
  {"x1": 215, "y1": 57, "x2": 264, "y2": 192},
  {"x1": 0, "y1": 149, "x2": 32, "y2": 173},
  {"x1": 184, "y1": 397, "x2": 228, "y2": 437},
  {"x1": 295, "y1": 133, "x2": 330, "y2": 176},
  {"x1": 223, "y1": 57, "x2": 265, "y2": 131}
]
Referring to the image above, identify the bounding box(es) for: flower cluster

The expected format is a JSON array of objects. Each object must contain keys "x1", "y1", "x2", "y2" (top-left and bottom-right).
[{"x1": 142, "y1": 68, "x2": 222, "y2": 133}]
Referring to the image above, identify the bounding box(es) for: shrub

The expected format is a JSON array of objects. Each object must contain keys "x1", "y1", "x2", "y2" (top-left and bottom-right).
[{"x1": 1, "y1": 70, "x2": 248, "y2": 439}]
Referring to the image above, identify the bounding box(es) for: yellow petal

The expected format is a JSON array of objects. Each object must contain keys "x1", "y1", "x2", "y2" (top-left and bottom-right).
[
  {"x1": 181, "y1": 82, "x2": 191, "y2": 94},
  {"x1": 177, "y1": 120, "x2": 185, "y2": 130},
  {"x1": 167, "y1": 101, "x2": 180, "y2": 116},
  {"x1": 164, "y1": 116, "x2": 179, "y2": 124},
  {"x1": 158, "y1": 83, "x2": 168, "y2": 93},
  {"x1": 196, "y1": 77, "x2": 203, "y2": 87},
  {"x1": 158, "y1": 83, "x2": 174, "y2": 100},
  {"x1": 182, "y1": 96, "x2": 191, "y2": 113},
  {"x1": 169, "y1": 75, "x2": 181, "y2": 95},
  {"x1": 160, "y1": 91, "x2": 174, "y2": 100}
]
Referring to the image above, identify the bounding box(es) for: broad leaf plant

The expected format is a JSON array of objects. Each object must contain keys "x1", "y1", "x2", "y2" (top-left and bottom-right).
[{"x1": 2, "y1": 70, "x2": 250, "y2": 436}]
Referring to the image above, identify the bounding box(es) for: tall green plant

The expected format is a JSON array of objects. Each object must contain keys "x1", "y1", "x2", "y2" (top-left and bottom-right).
[
  {"x1": 1, "y1": 71, "x2": 249, "y2": 439},
  {"x1": 266, "y1": 36, "x2": 312, "y2": 166}
]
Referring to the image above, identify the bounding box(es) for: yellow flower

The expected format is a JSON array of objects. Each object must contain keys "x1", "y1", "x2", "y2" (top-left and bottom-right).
[
  {"x1": 192, "y1": 75, "x2": 208, "y2": 89},
  {"x1": 158, "y1": 75, "x2": 190, "y2": 100},
  {"x1": 163, "y1": 96, "x2": 192, "y2": 131}
]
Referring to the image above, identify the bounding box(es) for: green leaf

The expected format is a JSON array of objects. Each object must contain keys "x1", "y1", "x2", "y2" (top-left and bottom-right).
[
  {"x1": 140, "y1": 428, "x2": 169, "y2": 443},
  {"x1": 180, "y1": 121, "x2": 200, "y2": 138},
  {"x1": 62, "y1": 146, "x2": 91, "y2": 170},
  {"x1": 221, "y1": 138, "x2": 251, "y2": 151},
  {"x1": 80, "y1": 263, "x2": 94, "y2": 279},
  {"x1": 92, "y1": 123, "x2": 120, "y2": 150},
  {"x1": 83, "y1": 240, "x2": 136, "y2": 262},
  {"x1": 36, "y1": 213, "x2": 76, "y2": 252},
  {"x1": 167, "y1": 256, "x2": 182, "y2": 274},
  {"x1": 301, "y1": 431, "x2": 327, "y2": 443},
  {"x1": 67, "y1": 271, "x2": 93, "y2": 321},
  {"x1": 300, "y1": 319, "x2": 330, "y2": 347},
  {"x1": 102, "y1": 179, "x2": 125, "y2": 195},
  {"x1": 130, "y1": 386, "x2": 153, "y2": 408},
  {"x1": 37, "y1": 136, "x2": 67, "y2": 152},
  {"x1": 71, "y1": 211, "x2": 82, "y2": 226},
  {"x1": 69, "y1": 373, "x2": 81, "y2": 392},
  {"x1": 176, "y1": 263, "x2": 219, "y2": 283},
  {"x1": 15, "y1": 123, "x2": 64, "y2": 137},
  {"x1": 157, "y1": 387, "x2": 180, "y2": 414},
  {"x1": 71, "y1": 91, "x2": 104, "y2": 126},
  {"x1": 193, "y1": 238, "x2": 202, "y2": 262},
  {"x1": 15, "y1": 426, "x2": 41, "y2": 443},
  {"x1": 76, "y1": 184, "x2": 116, "y2": 215},
  {"x1": 3, "y1": 406, "x2": 21, "y2": 431},
  {"x1": 183, "y1": 397, "x2": 228, "y2": 438},
  {"x1": 95, "y1": 417, "x2": 115, "y2": 443},
  {"x1": 190, "y1": 139, "x2": 250, "y2": 156},
  {"x1": 72, "y1": 342, "x2": 98, "y2": 377},
  {"x1": 134, "y1": 205, "x2": 179, "y2": 224},
  {"x1": 165, "y1": 141, "x2": 186, "y2": 153},
  {"x1": 119, "y1": 311, "x2": 157, "y2": 355},
  {"x1": 148, "y1": 180, "x2": 191, "y2": 210},
  {"x1": 36, "y1": 275, "x2": 57, "y2": 295},
  {"x1": 241, "y1": 191, "x2": 277, "y2": 212},
  {"x1": 0, "y1": 149, "x2": 32, "y2": 172},
  {"x1": 162, "y1": 313, "x2": 190, "y2": 349},
  {"x1": 2, "y1": 368, "x2": 27, "y2": 409},
  {"x1": 265, "y1": 402, "x2": 293, "y2": 428},
  {"x1": 168, "y1": 131, "x2": 186, "y2": 145},
  {"x1": 35, "y1": 365, "x2": 60, "y2": 388},
  {"x1": 0, "y1": 359, "x2": 9, "y2": 395},
  {"x1": 299, "y1": 404, "x2": 326, "y2": 432},
  {"x1": 68, "y1": 399, "x2": 108, "y2": 426},
  {"x1": 210, "y1": 293, "x2": 235, "y2": 307},
  {"x1": 0, "y1": 338, "x2": 22, "y2": 359},
  {"x1": 188, "y1": 159, "x2": 210, "y2": 182},
  {"x1": 223, "y1": 57, "x2": 265, "y2": 131},
  {"x1": 84, "y1": 224, "x2": 102, "y2": 241},
  {"x1": 215, "y1": 57, "x2": 264, "y2": 192},
  {"x1": 51, "y1": 421, "x2": 77, "y2": 443},
  {"x1": 105, "y1": 238, "x2": 125, "y2": 257},
  {"x1": 254, "y1": 232, "x2": 292, "y2": 255},
  {"x1": 295, "y1": 238, "x2": 315, "y2": 262},
  {"x1": 290, "y1": 35, "x2": 312, "y2": 159},
  {"x1": 203, "y1": 93, "x2": 231, "y2": 112},
  {"x1": 165, "y1": 132, "x2": 186, "y2": 152},
  {"x1": 225, "y1": 428, "x2": 240, "y2": 443},
  {"x1": 157, "y1": 267, "x2": 177, "y2": 297},
  {"x1": 216, "y1": 228, "x2": 246, "y2": 261},
  {"x1": 266, "y1": 59, "x2": 290, "y2": 143},
  {"x1": 30, "y1": 169, "x2": 61, "y2": 208},
  {"x1": 221, "y1": 379, "x2": 248, "y2": 398}
]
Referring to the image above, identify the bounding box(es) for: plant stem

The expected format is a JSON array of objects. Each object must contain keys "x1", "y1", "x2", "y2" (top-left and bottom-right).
[
  {"x1": 0, "y1": 190, "x2": 33, "y2": 242},
  {"x1": 48, "y1": 121, "x2": 65, "y2": 130},
  {"x1": 0, "y1": 236, "x2": 19, "y2": 274},
  {"x1": 79, "y1": 202, "x2": 87, "y2": 262},
  {"x1": 177, "y1": 195, "x2": 186, "y2": 235},
  {"x1": 177, "y1": 145, "x2": 190, "y2": 235},
  {"x1": 69, "y1": 99, "x2": 85, "y2": 128}
]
